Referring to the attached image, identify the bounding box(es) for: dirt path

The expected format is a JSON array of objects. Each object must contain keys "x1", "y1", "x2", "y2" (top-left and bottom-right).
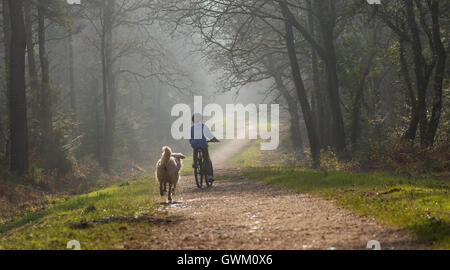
[{"x1": 130, "y1": 140, "x2": 425, "y2": 250}]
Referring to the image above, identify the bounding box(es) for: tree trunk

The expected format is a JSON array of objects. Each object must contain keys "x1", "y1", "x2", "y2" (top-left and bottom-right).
[
  {"x1": 400, "y1": 39, "x2": 419, "y2": 141},
  {"x1": 405, "y1": 0, "x2": 430, "y2": 147},
  {"x1": 281, "y1": 7, "x2": 320, "y2": 167},
  {"x1": 101, "y1": 0, "x2": 115, "y2": 172},
  {"x1": 316, "y1": 0, "x2": 346, "y2": 153},
  {"x1": 350, "y1": 51, "x2": 376, "y2": 148},
  {"x1": 424, "y1": 0, "x2": 446, "y2": 147},
  {"x1": 2, "y1": 0, "x2": 11, "y2": 157},
  {"x1": 68, "y1": 28, "x2": 76, "y2": 118},
  {"x1": 24, "y1": 0, "x2": 40, "y2": 127},
  {"x1": 38, "y1": 2, "x2": 51, "y2": 152},
  {"x1": 8, "y1": 0, "x2": 29, "y2": 175},
  {"x1": 306, "y1": 0, "x2": 327, "y2": 149},
  {"x1": 280, "y1": 0, "x2": 346, "y2": 152},
  {"x1": 264, "y1": 55, "x2": 304, "y2": 152},
  {"x1": 272, "y1": 70, "x2": 304, "y2": 152},
  {"x1": 350, "y1": 25, "x2": 378, "y2": 148},
  {"x1": 92, "y1": 78, "x2": 102, "y2": 163}
]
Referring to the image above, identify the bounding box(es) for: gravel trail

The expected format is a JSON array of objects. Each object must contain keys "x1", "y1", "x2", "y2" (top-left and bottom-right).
[{"x1": 129, "y1": 140, "x2": 424, "y2": 250}]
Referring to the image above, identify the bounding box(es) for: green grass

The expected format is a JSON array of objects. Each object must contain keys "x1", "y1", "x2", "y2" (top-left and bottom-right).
[
  {"x1": 214, "y1": 175, "x2": 232, "y2": 181},
  {"x1": 230, "y1": 139, "x2": 289, "y2": 168},
  {"x1": 234, "y1": 141, "x2": 450, "y2": 249},
  {"x1": 0, "y1": 175, "x2": 159, "y2": 250},
  {"x1": 0, "y1": 138, "x2": 225, "y2": 250}
]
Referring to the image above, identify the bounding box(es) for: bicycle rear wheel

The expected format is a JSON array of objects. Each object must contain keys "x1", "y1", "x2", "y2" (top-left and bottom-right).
[
  {"x1": 205, "y1": 161, "x2": 214, "y2": 187},
  {"x1": 194, "y1": 148, "x2": 204, "y2": 188},
  {"x1": 194, "y1": 165, "x2": 203, "y2": 188}
]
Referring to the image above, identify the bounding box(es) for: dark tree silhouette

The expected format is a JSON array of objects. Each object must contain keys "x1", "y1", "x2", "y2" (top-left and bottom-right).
[{"x1": 8, "y1": 0, "x2": 29, "y2": 175}]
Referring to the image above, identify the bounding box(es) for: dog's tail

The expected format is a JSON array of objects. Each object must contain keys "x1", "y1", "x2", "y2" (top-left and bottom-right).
[
  {"x1": 171, "y1": 153, "x2": 186, "y2": 159},
  {"x1": 161, "y1": 146, "x2": 172, "y2": 168}
]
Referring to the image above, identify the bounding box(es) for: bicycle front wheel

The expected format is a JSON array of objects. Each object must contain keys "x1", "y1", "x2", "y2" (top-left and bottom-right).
[{"x1": 194, "y1": 163, "x2": 204, "y2": 188}]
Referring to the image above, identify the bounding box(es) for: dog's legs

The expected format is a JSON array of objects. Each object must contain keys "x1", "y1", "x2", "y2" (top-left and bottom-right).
[
  {"x1": 159, "y1": 181, "x2": 164, "y2": 196},
  {"x1": 164, "y1": 182, "x2": 167, "y2": 193},
  {"x1": 172, "y1": 179, "x2": 178, "y2": 195},
  {"x1": 168, "y1": 184, "x2": 173, "y2": 203}
]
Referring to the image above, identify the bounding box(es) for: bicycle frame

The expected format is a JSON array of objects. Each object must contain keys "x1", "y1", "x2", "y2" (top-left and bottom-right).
[{"x1": 193, "y1": 147, "x2": 213, "y2": 188}]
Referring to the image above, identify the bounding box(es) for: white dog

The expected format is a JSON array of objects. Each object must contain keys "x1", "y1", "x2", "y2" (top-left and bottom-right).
[{"x1": 155, "y1": 146, "x2": 185, "y2": 202}]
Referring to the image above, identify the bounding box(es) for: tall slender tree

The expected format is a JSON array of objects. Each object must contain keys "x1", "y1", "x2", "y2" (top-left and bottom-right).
[
  {"x1": 1, "y1": 0, "x2": 12, "y2": 157},
  {"x1": 279, "y1": 0, "x2": 346, "y2": 153},
  {"x1": 100, "y1": 0, "x2": 116, "y2": 172},
  {"x1": 282, "y1": 9, "x2": 320, "y2": 167},
  {"x1": 424, "y1": 0, "x2": 447, "y2": 147},
  {"x1": 37, "y1": 0, "x2": 52, "y2": 154},
  {"x1": 8, "y1": 0, "x2": 29, "y2": 175}
]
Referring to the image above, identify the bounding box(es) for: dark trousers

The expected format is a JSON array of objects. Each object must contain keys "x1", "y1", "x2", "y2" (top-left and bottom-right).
[{"x1": 193, "y1": 147, "x2": 213, "y2": 176}]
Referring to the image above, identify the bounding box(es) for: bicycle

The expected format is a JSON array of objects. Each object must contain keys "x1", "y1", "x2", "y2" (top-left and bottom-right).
[{"x1": 193, "y1": 140, "x2": 218, "y2": 189}]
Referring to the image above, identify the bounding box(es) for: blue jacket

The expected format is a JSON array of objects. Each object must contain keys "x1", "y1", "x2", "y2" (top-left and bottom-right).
[{"x1": 190, "y1": 123, "x2": 209, "y2": 149}]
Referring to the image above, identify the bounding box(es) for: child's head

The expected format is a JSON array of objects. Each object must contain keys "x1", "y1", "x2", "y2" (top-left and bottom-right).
[{"x1": 192, "y1": 113, "x2": 202, "y2": 123}]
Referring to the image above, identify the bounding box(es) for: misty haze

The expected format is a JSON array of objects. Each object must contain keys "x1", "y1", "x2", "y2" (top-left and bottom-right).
[{"x1": 0, "y1": 0, "x2": 448, "y2": 253}]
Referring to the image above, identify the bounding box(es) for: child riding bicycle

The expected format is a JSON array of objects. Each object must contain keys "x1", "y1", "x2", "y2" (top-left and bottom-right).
[{"x1": 189, "y1": 113, "x2": 219, "y2": 182}]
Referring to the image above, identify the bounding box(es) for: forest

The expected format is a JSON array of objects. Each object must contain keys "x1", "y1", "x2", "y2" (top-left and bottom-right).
[{"x1": 0, "y1": 0, "x2": 448, "y2": 250}]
